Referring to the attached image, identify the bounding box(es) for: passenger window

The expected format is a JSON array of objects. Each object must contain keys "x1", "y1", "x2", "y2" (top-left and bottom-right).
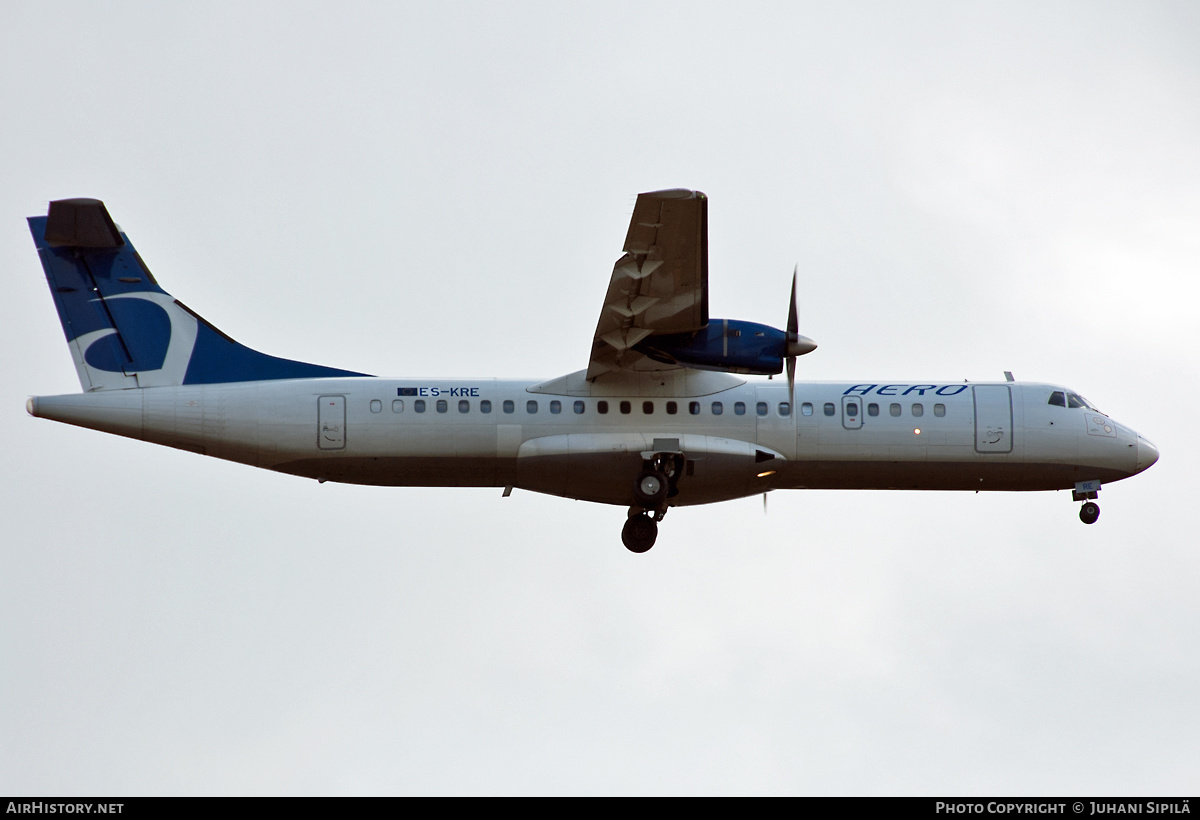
[
  {"x1": 550, "y1": 400, "x2": 561, "y2": 414},
  {"x1": 415, "y1": 399, "x2": 426, "y2": 413},
  {"x1": 666, "y1": 401, "x2": 678, "y2": 415},
  {"x1": 756, "y1": 402, "x2": 768, "y2": 416},
  {"x1": 436, "y1": 399, "x2": 448, "y2": 413},
  {"x1": 734, "y1": 402, "x2": 746, "y2": 416},
  {"x1": 1048, "y1": 391, "x2": 1066, "y2": 407},
  {"x1": 911, "y1": 403, "x2": 923, "y2": 417},
  {"x1": 824, "y1": 402, "x2": 835, "y2": 416},
  {"x1": 846, "y1": 401, "x2": 859, "y2": 416},
  {"x1": 573, "y1": 400, "x2": 585, "y2": 414},
  {"x1": 480, "y1": 400, "x2": 492, "y2": 414},
  {"x1": 526, "y1": 400, "x2": 538, "y2": 414},
  {"x1": 503, "y1": 400, "x2": 514, "y2": 414},
  {"x1": 689, "y1": 401, "x2": 700, "y2": 415},
  {"x1": 867, "y1": 403, "x2": 879, "y2": 417},
  {"x1": 801, "y1": 402, "x2": 813, "y2": 416},
  {"x1": 597, "y1": 401, "x2": 609, "y2": 415},
  {"x1": 779, "y1": 402, "x2": 791, "y2": 417},
  {"x1": 934, "y1": 403, "x2": 945, "y2": 417},
  {"x1": 642, "y1": 401, "x2": 653, "y2": 414},
  {"x1": 712, "y1": 402, "x2": 724, "y2": 415},
  {"x1": 459, "y1": 399, "x2": 470, "y2": 413},
  {"x1": 370, "y1": 399, "x2": 382, "y2": 413},
  {"x1": 392, "y1": 399, "x2": 404, "y2": 413},
  {"x1": 890, "y1": 403, "x2": 901, "y2": 417},
  {"x1": 620, "y1": 401, "x2": 631, "y2": 414}
]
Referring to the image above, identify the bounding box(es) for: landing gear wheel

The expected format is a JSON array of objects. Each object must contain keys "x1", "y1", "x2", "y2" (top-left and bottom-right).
[
  {"x1": 622, "y1": 514, "x2": 658, "y2": 553},
  {"x1": 632, "y1": 470, "x2": 669, "y2": 508},
  {"x1": 1079, "y1": 501, "x2": 1100, "y2": 525}
]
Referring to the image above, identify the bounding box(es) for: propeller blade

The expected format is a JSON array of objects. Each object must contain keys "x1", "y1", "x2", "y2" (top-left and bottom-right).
[
  {"x1": 787, "y1": 265, "x2": 798, "y2": 336},
  {"x1": 784, "y1": 265, "x2": 814, "y2": 402}
]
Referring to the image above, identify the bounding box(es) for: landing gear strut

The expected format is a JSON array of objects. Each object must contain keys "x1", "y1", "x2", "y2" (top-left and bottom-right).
[{"x1": 622, "y1": 452, "x2": 684, "y2": 553}]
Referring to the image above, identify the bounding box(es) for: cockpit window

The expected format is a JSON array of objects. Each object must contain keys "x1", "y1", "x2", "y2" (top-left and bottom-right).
[
  {"x1": 1066, "y1": 391, "x2": 1099, "y2": 412},
  {"x1": 1048, "y1": 391, "x2": 1066, "y2": 407}
]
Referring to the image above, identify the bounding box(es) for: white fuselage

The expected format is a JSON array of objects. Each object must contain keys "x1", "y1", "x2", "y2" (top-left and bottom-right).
[{"x1": 28, "y1": 371, "x2": 1156, "y2": 507}]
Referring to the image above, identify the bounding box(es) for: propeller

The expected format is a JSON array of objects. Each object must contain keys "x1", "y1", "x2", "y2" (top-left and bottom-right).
[{"x1": 784, "y1": 265, "x2": 817, "y2": 399}]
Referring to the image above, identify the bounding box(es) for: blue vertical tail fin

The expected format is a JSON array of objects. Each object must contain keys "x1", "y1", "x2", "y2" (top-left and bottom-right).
[{"x1": 29, "y1": 198, "x2": 368, "y2": 391}]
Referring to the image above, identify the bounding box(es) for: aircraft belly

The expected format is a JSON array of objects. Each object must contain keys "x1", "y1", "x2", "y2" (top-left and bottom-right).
[
  {"x1": 514, "y1": 452, "x2": 762, "y2": 505},
  {"x1": 778, "y1": 460, "x2": 1129, "y2": 491},
  {"x1": 514, "y1": 432, "x2": 773, "y2": 506},
  {"x1": 270, "y1": 456, "x2": 503, "y2": 487}
]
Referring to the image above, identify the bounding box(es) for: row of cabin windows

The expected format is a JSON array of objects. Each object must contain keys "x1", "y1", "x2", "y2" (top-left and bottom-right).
[
  {"x1": 799, "y1": 401, "x2": 947, "y2": 418},
  {"x1": 367, "y1": 398, "x2": 948, "y2": 418},
  {"x1": 369, "y1": 399, "x2": 794, "y2": 416}
]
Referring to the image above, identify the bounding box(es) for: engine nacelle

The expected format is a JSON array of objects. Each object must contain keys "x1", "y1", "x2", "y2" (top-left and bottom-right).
[{"x1": 634, "y1": 319, "x2": 789, "y2": 375}]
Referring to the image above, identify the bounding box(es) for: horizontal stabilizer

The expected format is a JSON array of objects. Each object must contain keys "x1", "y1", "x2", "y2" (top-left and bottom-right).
[{"x1": 44, "y1": 198, "x2": 125, "y2": 249}]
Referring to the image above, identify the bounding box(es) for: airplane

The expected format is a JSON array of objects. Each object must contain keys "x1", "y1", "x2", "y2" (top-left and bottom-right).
[{"x1": 25, "y1": 191, "x2": 1159, "y2": 552}]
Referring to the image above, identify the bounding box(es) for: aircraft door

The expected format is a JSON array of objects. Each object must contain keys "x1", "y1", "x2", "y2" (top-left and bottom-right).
[
  {"x1": 755, "y1": 387, "x2": 796, "y2": 458},
  {"x1": 318, "y1": 395, "x2": 346, "y2": 450},
  {"x1": 973, "y1": 385, "x2": 1012, "y2": 453},
  {"x1": 841, "y1": 396, "x2": 863, "y2": 430}
]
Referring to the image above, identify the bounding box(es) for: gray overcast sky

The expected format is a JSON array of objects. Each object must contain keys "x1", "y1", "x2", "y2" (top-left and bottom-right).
[{"x1": 1, "y1": 1, "x2": 1197, "y2": 795}]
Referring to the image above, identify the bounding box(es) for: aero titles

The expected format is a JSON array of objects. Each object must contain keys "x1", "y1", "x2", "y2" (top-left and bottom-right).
[{"x1": 842, "y1": 384, "x2": 970, "y2": 397}]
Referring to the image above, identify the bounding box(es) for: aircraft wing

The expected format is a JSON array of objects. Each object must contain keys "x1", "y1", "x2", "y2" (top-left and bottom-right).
[{"x1": 586, "y1": 189, "x2": 709, "y2": 379}]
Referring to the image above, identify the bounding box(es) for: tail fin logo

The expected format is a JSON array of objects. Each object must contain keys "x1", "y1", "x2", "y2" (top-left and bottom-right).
[{"x1": 74, "y1": 292, "x2": 198, "y2": 388}]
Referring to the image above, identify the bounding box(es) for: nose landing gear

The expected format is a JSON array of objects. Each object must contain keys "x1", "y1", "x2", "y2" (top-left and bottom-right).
[
  {"x1": 1079, "y1": 501, "x2": 1100, "y2": 525},
  {"x1": 1074, "y1": 480, "x2": 1101, "y2": 525}
]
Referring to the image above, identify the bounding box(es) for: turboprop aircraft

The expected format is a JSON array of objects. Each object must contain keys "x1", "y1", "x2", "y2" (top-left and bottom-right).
[{"x1": 26, "y1": 191, "x2": 1158, "y2": 552}]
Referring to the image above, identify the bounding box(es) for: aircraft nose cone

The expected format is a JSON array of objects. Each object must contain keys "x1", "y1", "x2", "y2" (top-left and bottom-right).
[{"x1": 1136, "y1": 436, "x2": 1160, "y2": 472}]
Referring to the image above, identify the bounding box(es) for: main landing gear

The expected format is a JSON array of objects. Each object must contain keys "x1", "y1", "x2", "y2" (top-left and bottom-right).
[
  {"x1": 622, "y1": 453, "x2": 684, "y2": 553},
  {"x1": 1074, "y1": 480, "x2": 1101, "y2": 525},
  {"x1": 622, "y1": 511, "x2": 659, "y2": 553}
]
